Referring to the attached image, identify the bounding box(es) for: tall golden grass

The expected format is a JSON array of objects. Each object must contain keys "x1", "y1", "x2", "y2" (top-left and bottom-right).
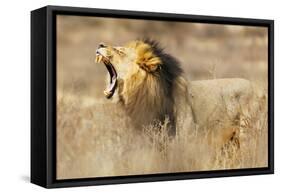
[{"x1": 56, "y1": 88, "x2": 268, "y2": 179}]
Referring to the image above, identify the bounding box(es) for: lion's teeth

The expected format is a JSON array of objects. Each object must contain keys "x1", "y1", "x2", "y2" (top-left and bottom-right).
[
  {"x1": 95, "y1": 55, "x2": 98, "y2": 63},
  {"x1": 104, "y1": 90, "x2": 111, "y2": 96},
  {"x1": 96, "y1": 55, "x2": 100, "y2": 63},
  {"x1": 95, "y1": 55, "x2": 103, "y2": 63},
  {"x1": 99, "y1": 55, "x2": 103, "y2": 63}
]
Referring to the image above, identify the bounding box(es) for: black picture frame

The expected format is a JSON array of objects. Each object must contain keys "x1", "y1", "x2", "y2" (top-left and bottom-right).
[{"x1": 31, "y1": 5, "x2": 274, "y2": 188}]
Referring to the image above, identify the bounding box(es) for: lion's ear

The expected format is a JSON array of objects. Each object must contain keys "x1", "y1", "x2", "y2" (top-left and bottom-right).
[{"x1": 135, "y1": 44, "x2": 162, "y2": 73}]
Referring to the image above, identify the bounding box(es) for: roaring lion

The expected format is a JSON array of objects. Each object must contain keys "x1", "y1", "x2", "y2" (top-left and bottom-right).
[{"x1": 95, "y1": 39, "x2": 254, "y2": 148}]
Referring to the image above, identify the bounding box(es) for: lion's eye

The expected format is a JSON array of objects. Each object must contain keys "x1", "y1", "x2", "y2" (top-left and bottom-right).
[
  {"x1": 113, "y1": 47, "x2": 126, "y2": 56},
  {"x1": 118, "y1": 50, "x2": 125, "y2": 56}
]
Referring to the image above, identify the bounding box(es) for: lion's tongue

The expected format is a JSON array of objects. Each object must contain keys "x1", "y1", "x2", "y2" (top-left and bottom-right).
[{"x1": 104, "y1": 62, "x2": 118, "y2": 99}]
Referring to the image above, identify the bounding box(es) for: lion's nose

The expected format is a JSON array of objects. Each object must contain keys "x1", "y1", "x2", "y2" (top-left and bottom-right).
[{"x1": 98, "y1": 42, "x2": 106, "y2": 49}]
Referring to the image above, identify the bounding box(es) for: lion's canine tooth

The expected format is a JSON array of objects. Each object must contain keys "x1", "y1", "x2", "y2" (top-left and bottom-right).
[
  {"x1": 96, "y1": 54, "x2": 100, "y2": 63},
  {"x1": 95, "y1": 55, "x2": 98, "y2": 63},
  {"x1": 98, "y1": 55, "x2": 102, "y2": 63},
  {"x1": 95, "y1": 54, "x2": 103, "y2": 63}
]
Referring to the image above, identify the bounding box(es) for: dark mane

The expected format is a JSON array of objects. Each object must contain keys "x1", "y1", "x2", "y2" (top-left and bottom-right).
[{"x1": 140, "y1": 39, "x2": 184, "y2": 136}]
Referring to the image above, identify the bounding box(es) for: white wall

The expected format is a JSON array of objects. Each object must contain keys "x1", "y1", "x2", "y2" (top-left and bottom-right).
[{"x1": 0, "y1": 0, "x2": 278, "y2": 193}]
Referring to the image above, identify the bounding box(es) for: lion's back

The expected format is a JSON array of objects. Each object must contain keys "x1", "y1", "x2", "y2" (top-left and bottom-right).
[{"x1": 189, "y1": 78, "x2": 253, "y2": 126}]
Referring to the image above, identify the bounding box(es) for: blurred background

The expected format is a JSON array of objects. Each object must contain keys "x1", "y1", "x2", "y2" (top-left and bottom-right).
[{"x1": 57, "y1": 15, "x2": 268, "y2": 100}]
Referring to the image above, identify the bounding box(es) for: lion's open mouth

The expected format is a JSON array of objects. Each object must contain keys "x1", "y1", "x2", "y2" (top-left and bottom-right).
[{"x1": 95, "y1": 52, "x2": 118, "y2": 99}]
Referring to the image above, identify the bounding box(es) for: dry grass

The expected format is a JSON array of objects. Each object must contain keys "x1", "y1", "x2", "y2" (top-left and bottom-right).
[{"x1": 57, "y1": 89, "x2": 268, "y2": 179}]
